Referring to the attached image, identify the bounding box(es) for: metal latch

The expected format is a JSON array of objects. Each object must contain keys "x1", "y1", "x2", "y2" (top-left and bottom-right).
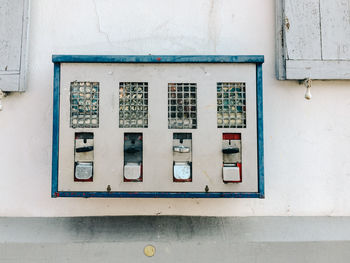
[
  {"x1": 222, "y1": 147, "x2": 239, "y2": 154},
  {"x1": 173, "y1": 145, "x2": 190, "y2": 153}
]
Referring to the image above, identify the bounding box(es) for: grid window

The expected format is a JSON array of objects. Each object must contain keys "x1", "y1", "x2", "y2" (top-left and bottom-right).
[
  {"x1": 119, "y1": 82, "x2": 148, "y2": 128},
  {"x1": 70, "y1": 81, "x2": 99, "y2": 128},
  {"x1": 217, "y1": 82, "x2": 246, "y2": 128},
  {"x1": 168, "y1": 83, "x2": 197, "y2": 129}
]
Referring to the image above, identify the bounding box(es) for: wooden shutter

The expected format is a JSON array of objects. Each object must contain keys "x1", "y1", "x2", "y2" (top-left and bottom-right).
[
  {"x1": 0, "y1": 0, "x2": 30, "y2": 91},
  {"x1": 276, "y1": 0, "x2": 350, "y2": 80}
]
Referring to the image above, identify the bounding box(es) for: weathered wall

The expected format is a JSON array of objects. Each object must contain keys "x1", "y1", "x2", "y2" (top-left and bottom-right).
[
  {"x1": 0, "y1": 0, "x2": 350, "y2": 216},
  {"x1": 1, "y1": 217, "x2": 350, "y2": 263}
]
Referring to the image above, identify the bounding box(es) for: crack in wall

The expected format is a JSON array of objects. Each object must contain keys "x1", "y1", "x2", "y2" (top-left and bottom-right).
[
  {"x1": 92, "y1": 0, "x2": 112, "y2": 45},
  {"x1": 208, "y1": 0, "x2": 222, "y2": 52},
  {"x1": 208, "y1": 0, "x2": 217, "y2": 51}
]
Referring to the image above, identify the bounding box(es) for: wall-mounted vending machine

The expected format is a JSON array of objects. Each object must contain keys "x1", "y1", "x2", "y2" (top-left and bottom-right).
[{"x1": 52, "y1": 55, "x2": 264, "y2": 198}]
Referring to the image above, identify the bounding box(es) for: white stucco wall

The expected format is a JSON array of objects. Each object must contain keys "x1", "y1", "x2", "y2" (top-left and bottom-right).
[{"x1": 0, "y1": 0, "x2": 349, "y2": 216}]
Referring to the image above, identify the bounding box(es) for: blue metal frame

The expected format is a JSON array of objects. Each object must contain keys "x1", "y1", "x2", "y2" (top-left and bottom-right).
[
  {"x1": 52, "y1": 63, "x2": 60, "y2": 196},
  {"x1": 51, "y1": 55, "x2": 264, "y2": 198},
  {"x1": 52, "y1": 55, "x2": 264, "y2": 64}
]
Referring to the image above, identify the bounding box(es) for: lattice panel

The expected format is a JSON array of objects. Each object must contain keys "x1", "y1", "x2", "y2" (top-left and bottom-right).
[
  {"x1": 70, "y1": 81, "x2": 99, "y2": 128},
  {"x1": 217, "y1": 82, "x2": 246, "y2": 128},
  {"x1": 168, "y1": 83, "x2": 197, "y2": 129},
  {"x1": 119, "y1": 82, "x2": 148, "y2": 128}
]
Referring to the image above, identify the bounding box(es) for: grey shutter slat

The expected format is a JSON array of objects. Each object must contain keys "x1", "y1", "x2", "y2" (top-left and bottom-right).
[
  {"x1": 0, "y1": 0, "x2": 24, "y2": 71},
  {"x1": 0, "y1": 0, "x2": 29, "y2": 91},
  {"x1": 0, "y1": 73, "x2": 20, "y2": 88},
  {"x1": 320, "y1": 0, "x2": 350, "y2": 60},
  {"x1": 284, "y1": 0, "x2": 322, "y2": 60},
  {"x1": 286, "y1": 60, "x2": 350, "y2": 79}
]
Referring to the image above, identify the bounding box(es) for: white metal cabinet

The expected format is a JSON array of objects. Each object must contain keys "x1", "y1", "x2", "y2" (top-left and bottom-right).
[{"x1": 52, "y1": 55, "x2": 264, "y2": 198}]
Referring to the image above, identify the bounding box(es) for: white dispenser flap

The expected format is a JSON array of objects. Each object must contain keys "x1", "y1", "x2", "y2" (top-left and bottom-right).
[
  {"x1": 223, "y1": 165, "x2": 240, "y2": 182},
  {"x1": 75, "y1": 162, "x2": 93, "y2": 180},
  {"x1": 173, "y1": 162, "x2": 191, "y2": 180},
  {"x1": 124, "y1": 162, "x2": 141, "y2": 180}
]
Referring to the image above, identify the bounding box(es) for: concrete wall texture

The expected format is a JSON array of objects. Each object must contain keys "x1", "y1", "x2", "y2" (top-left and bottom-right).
[
  {"x1": 0, "y1": 217, "x2": 350, "y2": 263},
  {"x1": 1, "y1": 0, "x2": 350, "y2": 217}
]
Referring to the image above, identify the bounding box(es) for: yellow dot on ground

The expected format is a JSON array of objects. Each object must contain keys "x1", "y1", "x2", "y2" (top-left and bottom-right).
[{"x1": 144, "y1": 245, "x2": 156, "y2": 257}]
